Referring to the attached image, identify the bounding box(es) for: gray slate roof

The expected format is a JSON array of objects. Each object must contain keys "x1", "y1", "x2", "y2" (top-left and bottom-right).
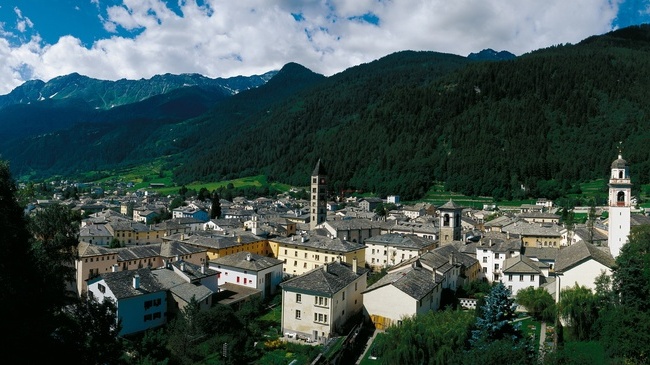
[
  {"x1": 280, "y1": 261, "x2": 367, "y2": 296},
  {"x1": 364, "y1": 266, "x2": 438, "y2": 300},
  {"x1": 502, "y1": 255, "x2": 542, "y2": 274},
  {"x1": 274, "y1": 234, "x2": 365, "y2": 253},
  {"x1": 96, "y1": 267, "x2": 166, "y2": 300},
  {"x1": 150, "y1": 268, "x2": 213, "y2": 302},
  {"x1": 554, "y1": 240, "x2": 616, "y2": 273},
  {"x1": 364, "y1": 233, "x2": 435, "y2": 250},
  {"x1": 210, "y1": 251, "x2": 283, "y2": 271}
]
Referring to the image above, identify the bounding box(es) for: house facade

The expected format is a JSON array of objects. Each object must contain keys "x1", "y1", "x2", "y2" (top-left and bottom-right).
[
  {"x1": 364, "y1": 233, "x2": 437, "y2": 271},
  {"x1": 280, "y1": 260, "x2": 367, "y2": 343},
  {"x1": 209, "y1": 251, "x2": 284, "y2": 299}
]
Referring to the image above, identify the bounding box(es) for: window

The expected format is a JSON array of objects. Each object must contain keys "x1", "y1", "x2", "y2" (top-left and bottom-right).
[
  {"x1": 494, "y1": 264, "x2": 499, "y2": 270},
  {"x1": 483, "y1": 267, "x2": 487, "y2": 273},
  {"x1": 530, "y1": 275, "x2": 535, "y2": 281},
  {"x1": 494, "y1": 253, "x2": 499, "y2": 259},
  {"x1": 295, "y1": 310, "x2": 301, "y2": 319},
  {"x1": 519, "y1": 275, "x2": 524, "y2": 281},
  {"x1": 98, "y1": 283, "x2": 106, "y2": 294},
  {"x1": 296, "y1": 294, "x2": 302, "y2": 303},
  {"x1": 295, "y1": 251, "x2": 298, "y2": 257},
  {"x1": 342, "y1": 292, "x2": 345, "y2": 300},
  {"x1": 482, "y1": 257, "x2": 488, "y2": 263},
  {"x1": 508, "y1": 274, "x2": 513, "y2": 281}
]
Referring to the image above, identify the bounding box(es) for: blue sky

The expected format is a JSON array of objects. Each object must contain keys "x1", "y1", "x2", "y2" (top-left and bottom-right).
[{"x1": 0, "y1": 0, "x2": 648, "y2": 95}]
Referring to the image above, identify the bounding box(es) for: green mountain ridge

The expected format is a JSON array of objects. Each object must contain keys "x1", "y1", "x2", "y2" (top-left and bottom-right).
[{"x1": 3, "y1": 25, "x2": 650, "y2": 202}]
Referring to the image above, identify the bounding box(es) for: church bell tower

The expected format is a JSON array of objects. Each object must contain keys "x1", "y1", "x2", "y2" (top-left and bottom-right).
[
  {"x1": 608, "y1": 150, "x2": 632, "y2": 258},
  {"x1": 310, "y1": 159, "x2": 327, "y2": 231}
]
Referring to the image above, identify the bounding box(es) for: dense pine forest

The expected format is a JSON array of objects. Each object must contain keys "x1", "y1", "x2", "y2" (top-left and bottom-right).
[{"x1": 3, "y1": 25, "x2": 650, "y2": 201}]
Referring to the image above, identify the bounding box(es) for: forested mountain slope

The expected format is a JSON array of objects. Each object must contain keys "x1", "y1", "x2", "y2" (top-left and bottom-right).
[{"x1": 174, "y1": 25, "x2": 650, "y2": 201}]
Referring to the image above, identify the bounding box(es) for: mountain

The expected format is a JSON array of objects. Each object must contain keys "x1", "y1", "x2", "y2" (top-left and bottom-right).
[
  {"x1": 3, "y1": 25, "x2": 650, "y2": 203},
  {"x1": 0, "y1": 71, "x2": 276, "y2": 110},
  {"x1": 467, "y1": 48, "x2": 517, "y2": 61}
]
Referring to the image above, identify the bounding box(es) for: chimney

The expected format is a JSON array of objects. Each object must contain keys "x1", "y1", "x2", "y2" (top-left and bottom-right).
[
  {"x1": 323, "y1": 263, "x2": 328, "y2": 273},
  {"x1": 301, "y1": 236, "x2": 306, "y2": 243},
  {"x1": 180, "y1": 262, "x2": 185, "y2": 271},
  {"x1": 181, "y1": 233, "x2": 185, "y2": 240},
  {"x1": 112, "y1": 264, "x2": 119, "y2": 272},
  {"x1": 246, "y1": 253, "x2": 252, "y2": 261},
  {"x1": 201, "y1": 263, "x2": 206, "y2": 274},
  {"x1": 449, "y1": 253, "x2": 453, "y2": 265},
  {"x1": 133, "y1": 274, "x2": 140, "y2": 289},
  {"x1": 352, "y1": 257, "x2": 358, "y2": 273},
  {"x1": 237, "y1": 235, "x2": 242, "y2": 244},
  {"x1": 506, "y1": 232, "x2": 510, "y2": 239}
]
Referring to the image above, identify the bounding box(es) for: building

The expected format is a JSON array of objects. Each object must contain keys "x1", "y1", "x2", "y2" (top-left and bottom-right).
[
  {"x1": 310, "y1": 159, "x2": 328, "y2": 231},
  {"x1": 270, "y1": 233, "x2": 366, "y2": 276},
  {"x1": 359, "y1": 197, "x2": 384, "y2": 212},
  {"x1": 502, "y1": 220, "x2": 564, "y2": 248},
  {"x1": 280, "y1": 259, "x2": 367, "y2": 343},
  {"x1": 554, "y1": 240, "x2": 615, "y2": 301},
  {"x1": 87, "y1": 268, "x2": 168, "y2": 336},
  {"x1": 475, "y1": 232, "x2": 522, "y2": 282},
  {"x1": 320, "y1": 219, "x2": 383, "y2": 244},
  {"x1": 209, "y1": 251, "x2": 284, "y2": 299},
  {"x1": 608, "y1": 152, "x2": 632, "y2": 258},
  {"x1": 438, "y1": 200, "x2": 463, "y2": 245},
  {"x1": 500, "y1": 255, "x2": 548, "y2": 296},
  {"x1": 363, "y1": 233, "x2": 437, "y2": 271}
]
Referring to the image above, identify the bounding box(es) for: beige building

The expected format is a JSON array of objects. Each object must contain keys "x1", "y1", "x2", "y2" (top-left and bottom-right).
[
  {"x1": 363, "y1": 233, "x2": 436, "y2": 271},
  {"x1": 280, "y1": 260, "x2": 367, "y2": 343}
]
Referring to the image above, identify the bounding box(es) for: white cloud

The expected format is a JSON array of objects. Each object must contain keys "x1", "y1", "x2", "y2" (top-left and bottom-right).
[{"x1": 0, "y1": 0, "x2": 628, "y2": 94}]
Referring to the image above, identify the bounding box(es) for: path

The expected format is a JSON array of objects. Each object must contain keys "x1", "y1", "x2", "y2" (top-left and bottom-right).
[{"x1": 355, "y1": 329, "x2": 380, "y2": 364}]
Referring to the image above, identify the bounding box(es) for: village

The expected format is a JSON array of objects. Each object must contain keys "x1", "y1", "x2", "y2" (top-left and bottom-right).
[{"x1": 19, "y1": 153, "x2": 644, "y2": 359}]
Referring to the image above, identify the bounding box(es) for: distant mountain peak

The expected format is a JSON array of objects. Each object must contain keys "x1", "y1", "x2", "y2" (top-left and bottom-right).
[{"x1": 467, "y1": 48, "x2": 516, "y2": 61}]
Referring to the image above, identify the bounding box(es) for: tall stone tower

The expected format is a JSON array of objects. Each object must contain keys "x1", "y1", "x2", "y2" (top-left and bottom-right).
[
  {"x1": 310, "y1": 159, "x2": 328, "y2": 230},
  {"x1": 438, "y1": 199, "x2": 463, "y2": 245},
  {"x1": 608, "y1": 152, "x2": 632, "y2": 258}
]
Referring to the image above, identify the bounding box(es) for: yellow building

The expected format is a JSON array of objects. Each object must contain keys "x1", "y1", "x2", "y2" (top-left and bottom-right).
[
  {"x1": 270, "y1": 233, "x2": 366, "y2": 276},
  {"x1": 169, "y1": 231, "x2": 272, "y2": 260}
]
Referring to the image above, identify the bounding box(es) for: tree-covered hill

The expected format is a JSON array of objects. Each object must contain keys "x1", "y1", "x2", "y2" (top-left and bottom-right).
[{"x1": 173, "y1": 25, "x2": 650, "y2": 201}]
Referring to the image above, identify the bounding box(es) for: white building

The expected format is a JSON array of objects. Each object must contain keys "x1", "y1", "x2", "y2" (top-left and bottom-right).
[
  {"x1": 475, "y1": 232, "x2": 522, "y2": 282},
  {"x1": 554, "y1": 240, "x2": 615, "y2": 301},
  {"x1": 209, "y1": 251, "x2": 284, "y2": 300}
]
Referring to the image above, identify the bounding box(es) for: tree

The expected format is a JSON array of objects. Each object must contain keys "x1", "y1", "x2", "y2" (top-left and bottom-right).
[
  {"x1": 598, "y1": 225, "x2": 650, "y2": 363},
  {"x1": 470, "y1": 282, "x2": 522, "y2": 345},
  {"x1": 210, "y1": 191, "x2": 222, "y2": 219},
  {"x1": 468, "y1": 283, "x2": 534, "y2": 364},
  {"x1": 558, "y1": 284, "x2": 598, "y2": 341},
  {"x1": 516, "y1": 286, "x2": 556, "y2": 322},
  {"x1": 53, "y1": 295, "x2": 124, "y2": 365},
  {"x1": 373, "y1": 309, "x2": 474, "y2": 365}
]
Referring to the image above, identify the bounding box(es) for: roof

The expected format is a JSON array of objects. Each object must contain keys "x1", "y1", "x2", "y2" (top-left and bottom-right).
[
  {"x1": 210, "y1": 251, "x2": 284, "y2": 271},
  {"x1": 439, "y1": 199, "x2": 463, "y2": 210},
  {"x1": 554, "y1": 240, "x2": 616, "y2": 273},
  {"x1": 312, "y1": 159, "x2": 327, "y2": 176},
  {"x1": 363, "y1": 233, "x2": 435, "y2": 250},
  {"x1": 521, "y1": 247, "x2": 559, "y2": 261},
  {"x1": 280, "y1": 261, "x2": 367, "y2": 296},
  {"x1": 611, "y1": 154, "x2": 627, "y2": 169},
  {"x1": 150, "y1": 268, "x2": 214, "y2": 302},
  {"x1": 274, "y1": 233, "x2": 365, "y2": 254},
  {"x1": 502, "y1": 255, "x2": 542, "y2": 274},
  {"x1": 95, "y1": 267, "x2": 166, "y2": 300},
  {"x1": 364, "y1": 266, "x2": 438, "y2": 300},
  {"x1": 115, "y1": 241, "x2": 206, "y2": 262}
]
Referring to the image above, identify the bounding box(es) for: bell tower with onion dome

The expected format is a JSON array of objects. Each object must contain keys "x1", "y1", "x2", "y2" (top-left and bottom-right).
[{"x1": 608, "y1": 147, "x2": 632, "y2": 258}]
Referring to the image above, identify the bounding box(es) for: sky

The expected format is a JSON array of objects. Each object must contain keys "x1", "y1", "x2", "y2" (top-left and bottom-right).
[{"x1": 0, "y1": 0, "x2": 648, "y2": 95}]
